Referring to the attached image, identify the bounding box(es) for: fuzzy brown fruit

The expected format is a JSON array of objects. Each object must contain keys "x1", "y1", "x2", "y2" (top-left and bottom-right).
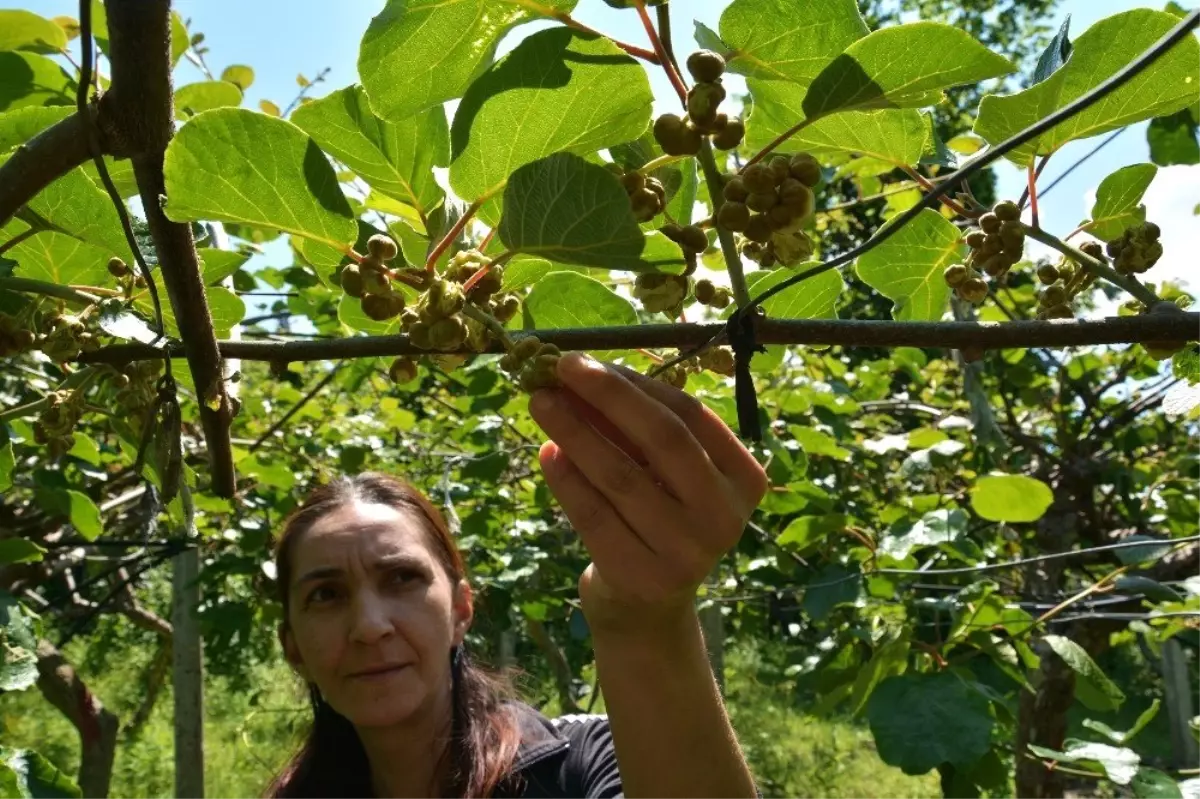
[
  {"x1": 340, "y1": 264, "x2": 364, "y2": 298},
  {"x1": 107, "y1": 257, "x2": 130, "y2": 278},
  {"x1": 361, "y1": 294, "x2": 398, "y2": 321},
  {"x1": 679, "y1": 225, "x2": 708, "y2": 253},
  {"x1": 686, "y1": 50, "x2": 726, "y2": 83},
  {"x1": 389, "y1": 357, "x2": 418, "y2": 384},
  {"x1": 746, "y1": 191, "x2": 778, "y2": 213},
  {"x1": 959, "y1": 277, "x2": 989, "y2": 304},
  {"x1": 687, "y1": 82, "x2": 726, "y2": 127},
  {"x1": 744, "y1": 214, "x2": 773, "y2": 243},
  {"x1": 993, "y1": 200, "x2": 1020, "y2": 222},
  {"x1": 722, "y1": 176, "x2": 749, "y2": 203},
  {"x1": 943, "y1": 264, "x2": 969, "y2": 287},
  {"x1": 717, "y1": 201, "x2": 750, "y2": 232},
  {"x1": 367, "y1": 234, "x2": 399, "y2": 261},
  {"x1": 741, "y1": 164, "x2": 775, "y2": 194},
  {"x1": 965, "y1": 231, "x2": 987, "y2": 249},
  {"x1": 1036, "y1": 263, "x2": 1060, "y2": 284},
  {"x1": 979, "y1": 213, "x2": 1001, "y2": 234},
  {"x1": 712, "y1": 118, "x2": 745, "y2": 151},
  {"x1": 788, "y1": 154, "x2": 822, "y2": 187},
  {"x1": 695, "y1": 279, "x2": 716, "y2": 304}
]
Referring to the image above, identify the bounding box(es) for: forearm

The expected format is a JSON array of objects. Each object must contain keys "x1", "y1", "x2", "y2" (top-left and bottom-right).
[{"x1": 589, "y1": 609, "x2": 757, "y2": 799}]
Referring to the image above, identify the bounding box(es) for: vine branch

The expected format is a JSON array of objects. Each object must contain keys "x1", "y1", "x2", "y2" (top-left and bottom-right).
[
  {"x1": 695, "y1": 140, "x2": 751, "y2": 307},
  {"x1": 634, "y1": 0, "x2": 688, "y2": 107},
  {"x1": 76, "y1": 313, "x2": 1200, "y2": 365},
  {"x1": 0, "y1": 276, "x2": 102, "y2": 306},
  {"x1": 0, "y1": 113, "x2": 92, "y2": 230},
  {"x1": 1020, "y1": 223, "x2": 1160, "y2": 306}
]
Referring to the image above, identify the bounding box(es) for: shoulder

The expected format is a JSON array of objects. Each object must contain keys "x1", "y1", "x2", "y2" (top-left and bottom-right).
[{"x1": 505, "y1": 704, "x2": 623, "y2": 799}]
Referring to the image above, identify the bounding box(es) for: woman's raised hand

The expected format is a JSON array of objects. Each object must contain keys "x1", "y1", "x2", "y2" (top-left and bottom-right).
[{"x1": 528, "y1": 352, "x2": 768, "y2": 635}]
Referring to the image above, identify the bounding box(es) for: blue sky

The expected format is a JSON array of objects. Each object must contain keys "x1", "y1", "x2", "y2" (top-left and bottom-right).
[{"x1": 18, "y1": 0, "x2": 1198, "y2": 316}]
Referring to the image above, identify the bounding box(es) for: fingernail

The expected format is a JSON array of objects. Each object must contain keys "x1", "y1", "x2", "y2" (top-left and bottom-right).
[
  {"x1": 563, "y1": 351, "x2": 604, "y2": 377},
  {"x1": 530, "y1": 390, "x2": 559, "y2": 414}
]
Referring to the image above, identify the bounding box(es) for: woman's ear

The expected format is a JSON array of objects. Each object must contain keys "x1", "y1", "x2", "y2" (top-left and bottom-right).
[
  {"x1": 451, "y1": 580, "x2": 474, "y2": 646},
  {"x1": 279, "y1": 624, "x2": 310, "y2": 681}
]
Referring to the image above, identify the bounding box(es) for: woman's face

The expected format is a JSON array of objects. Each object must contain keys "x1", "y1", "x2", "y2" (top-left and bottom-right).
[{"x1": 280, "y1": 500, "x2": 472, "y2": 729}]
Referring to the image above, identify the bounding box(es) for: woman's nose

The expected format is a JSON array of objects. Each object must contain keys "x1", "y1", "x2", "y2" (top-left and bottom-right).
[{"x1": 348, "y1": 591, "x2": 395, "y2": 643}]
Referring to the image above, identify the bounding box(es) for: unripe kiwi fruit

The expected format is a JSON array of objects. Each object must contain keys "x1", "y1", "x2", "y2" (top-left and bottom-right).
[
  {"x1": 979, "y1": 213, "x2": 1001, "y2": 234},
  {"x1": 687, "y1": 82, "x2": 726, "y2": 126},
  {"x1": 780, "y1": 181, "x2": 814, "y2": 219},
  {"x1": 746, "y1": 191, "x2": 778, "y2": 213},
  {"x1": 653, "y1": 114, "x2": 701, "y2": 156},
  {"x1": 389, "y1": 357, "x2": 419, "y2": 384},
  {"x1": 340, "y1": 264, "x2": 364, "y2": 298},
  {"x1": 712, "y1": 118, "x2": 745, "y2": 151},
  {"x1": 993, "y1": 200, "x2": 1020, "y2": 221},
  {"x1": 767, "y1": 156, "x2": 791, "y2": 186},
  {"x1": 408, "y1": 321, "x2": 432, "y2": 349},
  {"x1": 717, "y1": 201, "x2": 750, "y2": 231},
  {"x1": 1040, "y1": 283, "x2": 1067, "y2": 306},
  {"x1": 108, "y1": 257, "x2": 130, "y2": 278},
  {"x1": 695, "y1": 279, "x2": 716, "y2": 304},
  {"x1": 965, "y1": 231, "x2": 987, "y2": 249},
  {"x1": 767, "y1": 204, "x2": 795, "y2": 230},
  {"x1": 709, "y1": 288, "x2": 732, "y2": 309},
  {"x1": 620, "y1": 171, "x2": 645, "y2": 194},
  {"x1": 367, "y1": 234, "x2": 399, "y2": 261},
  {"x1": 744, "y1": 214, "x2": 773, "y2": 243},
  {"x1": 722, "y1": 177, "x2": 748, "y2": 203},
  {"x1": 1036, "y1": 263, "x2": 1060, "y2": 284},
  {"x1": 686, "y1": 50, "x2": 726, "y2": 83},
  {"x1": 959, "y1": 277, "x2": 988, "y2": 304},
  {"x1": 741, "y1": 164, "x2": 775, "y2": 194},
  {"x1": 1143, "y1": 222, "x2": 1161, "y2": 240},
  {"x1": 1079, "y1": 240, "x2": 1104, "y2": 259},
  {"x1": 361, "y1": 294, "x2": 398, "y2": 321},
  {"x1": 679, "y1": 225, "x2": 708, "y2": 253},
  {"x1": 944, "y1": 264, "x2": 969, "y2": 287},
  {"x1": 630, "y1": 188, "x2": 662, "y2": 222},
  {"x1": 660, "y1": 222, "x2": 685, "y2": 242},
  {"x1": 494, "y1": 294, "x2": 521, "y2": 323},
  {"x1": 788, "y1": 154, "x2": 822, "y2": 187}
]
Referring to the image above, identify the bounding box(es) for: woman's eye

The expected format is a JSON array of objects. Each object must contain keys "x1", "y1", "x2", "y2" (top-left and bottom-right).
[
  {"x1": 306, "y1": 584, "x2": 340, "y2": 605},
  {"x1": 386, "y1": 568, "x2": 419, "y2": 587}
]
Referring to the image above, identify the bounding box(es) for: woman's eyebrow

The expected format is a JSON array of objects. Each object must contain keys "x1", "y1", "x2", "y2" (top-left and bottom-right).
[{"x1": 293, "y1": 554, "x2": 424, "y2": 586}]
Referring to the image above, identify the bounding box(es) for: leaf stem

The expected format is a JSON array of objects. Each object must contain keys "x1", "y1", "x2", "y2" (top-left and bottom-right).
[
  {"x1": 654, "y1": 4, "x2": 683, "y2": 76},
  {"x1": 0, "y1": 227, "x2": 39, "y2": 256},
  {"x1": 901, "y1": 166, "x2": 975, "y2": 219},
  {"x1": 637, "y1": 153, "x2": 686, "y2": 175},
  {"x1": 743, "y1": 117, "x2": 817, "y2": 168},
  {"x1": 533, "y1": 4, "x2": 658, "y2": 62},
  {"x1": 1027, "y1": 161, "x2": 1040, "y2": 228},
  {"x1": 425, "y1": 196, "x2": 488, "y2": 273},
  {"x1": 462, "y1": 251, "x2": 515, "y2": 294},
  {"x1": 695, "y1": 139, "x2": 751, "y2": 308},
  {"x1": 633, "y1": 0, "x2": 688, "y2": 107},
  {"x1": 0, "y1": 276, "x2": 102, "y2": 305},
  {"x1": 1020, "y1": 223, "x2": 1160, "y2": 306},
  {"x1": 460, "y1": 302, "x2": 513, "y2": 350}
]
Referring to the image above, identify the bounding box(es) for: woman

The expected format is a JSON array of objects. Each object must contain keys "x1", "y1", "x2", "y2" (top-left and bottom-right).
[{"x1": 267, "y1": 352, "x2": 769, "y2": 797}]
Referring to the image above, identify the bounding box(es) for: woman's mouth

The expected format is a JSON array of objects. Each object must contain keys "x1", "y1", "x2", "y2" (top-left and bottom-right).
[{"x1": 347, "y1": 663, "x2": 410, "y2": 681}]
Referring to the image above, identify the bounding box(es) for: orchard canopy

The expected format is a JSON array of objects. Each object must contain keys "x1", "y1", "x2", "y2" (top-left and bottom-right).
[{"x1": 0, "y1": 1, "x2": 1198, "y2": 798}]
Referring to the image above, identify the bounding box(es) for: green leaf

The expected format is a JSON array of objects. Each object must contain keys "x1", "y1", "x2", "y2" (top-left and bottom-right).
[
  {"x1": 1132, "y1": 768, "x2": 1183, "y2": 799},
  {"x1": 970, "y1": 473, "x2": 1054, "y2": 523},
  {"x1": 358, "y1": 0, "x2": 575, "y2": 122},
  {"x1": 0, "y1": 748, "x2": 83, "y2": 798},
  {"x1": 502, "y1": 257, "x2": 591, "y2": 291},
  {"x1": 741, "y1": 267, "x2": 844, "y2": 319},
  {"x1": 206, "y1": 287, "x2": 246, "y2": 338},
  {"x1": 292, "y1": 85, "x2": 447, "y2": 220},
  {"x1": 1084, "y1": 699, "x2": 1161, "y2": 744},
  {"x1": 0, "y1": 106, "x2": 71, "y2": 153},
  {"x1": 856, "y1": 208, "x2": 962, "y2": 321},
  {"x1": 66, "y1": 435, "x2": 101, "y2": 467},
  {"x1": 10, "y1": 232, "x2": 113, "y2": 287},
  {"x1": 867, "y1": 672, "x2": 995, "y2": 774},
  {"x1": 1043, "y1": 634, "x2": 1126, "y2": 711},
  {"x1": 777, "y1": 514, "x2": 849, "y2": 552},
  {"x1": 717, "y1": 0, "x2": 868, "y2": 84},
  {"x1": 974, "y1": 10, "x2": 1200, "y2": 166},
  {"x1": 174, "y1": 81, "x2": 243, "y2": 119},
  {"x1": 1147, "y1": 108, "x2": 1199, "y2": 166},
  {"x1": 499, "y1": 153, "x2": 665, "y2": 272},
  {"x1": 0, "y1": 439, "x2": 12, "y2": 492},
  {"x1": 19, "y1": 166, "x2": 131, "y2": 260},
  {"x1": 523, "y1": 271, "x2": 637, "y2": 329},
  {"x1": 849, "y1": 637, "x2": 910, "y2": 716},
  {"x1": 1033, "y1": 16, "x2": 1074, "y2": 85},
  {"x1": 1087, "y1": 164, "x2": 1157, "y2": 240},
  {"x1": 220, "y1": 64, "x2": 255, "y2": 91},
  {"x1": 450, "y1": 29, "x2": 652, "y2": 205},
  {"x1": 802, "y1": 564, "x2": 861, "y2": 621},
  {"x1": 746, "y1": 80, "x2": 928, "y2": 165},
  {"x1": 1112, "y1": 576, "x2": 1182, "y2": 603},
  {"x1": 0, "y1": 539, "x2": 43, "y2": 566},
  {"x1": 0, "y1": 10, "x2": 68, "y2": 54},
  {"x1": 56, "y1": 489, "x2": 104, "y2": 541},
  {"x1": 1028, "y1": 742, "x2": 1140, "y2": 785},
  {"x1": 0, "y1": 52, "x2": 73, "y2": 112},
  {"x1": 164, "y1": 109, "x2": 357, "y2": 251},
  {"x1": 0, "y1": 593, "x2": 38, "y2": 692},
  {"x1": 803, "y1": 23, "x2": 1014, "y2": 118},
  {"x1": 789, "y1": 426, "x2": 851, "y2": 461},
  {"x1": 196, "y1": 248, "x2": 251, "y2": 286},
  {"x1": 879, "y1": 508, "x2": 967, "y2": 559},
  {"x1": 169, "y1": 11, "x2": 188, "y2": 67}
]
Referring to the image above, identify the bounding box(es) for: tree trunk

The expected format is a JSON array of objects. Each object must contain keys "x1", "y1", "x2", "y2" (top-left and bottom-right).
[
  {"x1": 35, "y1": 640, "x2": 119, "y2": 798},
  {"x1": 171, "y1": 545, "x2": 204, "y2": 798}
]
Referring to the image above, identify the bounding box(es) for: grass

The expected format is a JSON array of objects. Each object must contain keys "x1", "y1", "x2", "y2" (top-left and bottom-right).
[{"x1": 1, "y1": 634, "x2": 939, "y2": 798}]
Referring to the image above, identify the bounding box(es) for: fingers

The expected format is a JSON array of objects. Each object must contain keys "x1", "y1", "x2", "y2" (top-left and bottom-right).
[
  {"x1": 607, "y1": 361, "x2": 768, "y2": 507},
  {"x1": 553, "y1": 353, "x2": 724, "y2": 503},
  {"x1": 537, "y1": 442, "x2": 672, "y2": 584},
  {"x1": 530, "y1": 390, "x2": 683, "y2": 553}
]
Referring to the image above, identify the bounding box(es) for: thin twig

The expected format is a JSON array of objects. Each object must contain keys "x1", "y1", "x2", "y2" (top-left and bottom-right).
[
  {"x1": 634, "y1": 0, "x2": 687, "y2": 106},
  {"x1": 249, "y1": 364, "x2": 343, "y2": 453}
]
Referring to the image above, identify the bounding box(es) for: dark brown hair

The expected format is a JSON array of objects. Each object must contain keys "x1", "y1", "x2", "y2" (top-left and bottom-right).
[{"x1": 265, "y1": 473, "x2": 523, "y2": 798}]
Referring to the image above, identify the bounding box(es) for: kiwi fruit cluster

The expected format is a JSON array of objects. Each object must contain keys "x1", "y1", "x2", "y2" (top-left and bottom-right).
[
  {"x1": 0, "y1": 312, "x2": 35, "y2": 358},
  {"x1": 444, "y1": 249, "x2": 521, "y2": 323},
  {"x1": 693, "y1": 278, "x2": 732, "y2": 310},
  {"x1": 613, "y1": 167, "x2": 669, "y2": 223},
  {"x1": 943, "y1": 200, "x2": 1026, "y2": 305},
  {"x1": 340, "y1": 234, "x2": 409, "y2": 322},
  {"x1": 651, "y1": 345, "x2": 737, "y2": 389},
  {"x1": 34, "y1": 390, "x2": 84, "y2": 457},
  {"x1": 1029, "y1": 241, "x2": 1107, "y2": 320},
  {"x1": 659, "y1": 222, "x2": 709, "y2": 256},
  {"x1": 110, "y1": 359, "x2": 163, "y2": 414},
  {"x1": 633, "y1": 273, "x2": 691, "y2": 317},
  {"x1": 720, "y1": 153, "x2": 819, "y2": 268},
  {"x1": 499, "y1": 335, "x2": 562, "y2": 392},
  {"x1": 1107, "y1": 222, "x2": 1162, "y2": 275},
  {"x1": 40, "y1": 310, "x2": 101, "y2": 362},
  {"x1": 652, "y1": 50, "x2": 744, "y2": 156}
]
